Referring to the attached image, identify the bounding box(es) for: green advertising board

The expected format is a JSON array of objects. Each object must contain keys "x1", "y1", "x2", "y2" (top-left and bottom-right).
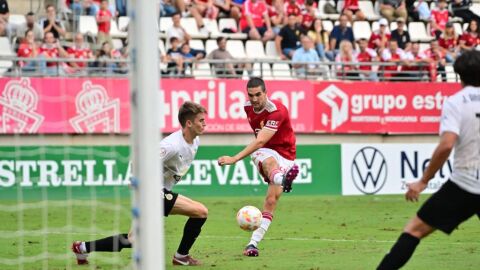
[{"x1": 0, "y1": 145, "x2": 341, "y2": 200}]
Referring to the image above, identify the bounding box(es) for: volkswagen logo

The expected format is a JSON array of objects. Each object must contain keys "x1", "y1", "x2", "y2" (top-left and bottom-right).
[{"x1": 351, "y1": 147, "x2": 387, "y2": 194}]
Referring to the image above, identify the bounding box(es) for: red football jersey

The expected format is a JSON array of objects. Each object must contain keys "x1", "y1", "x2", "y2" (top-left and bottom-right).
[
  {"x1": 438, "y1": 36, "x2": 457, "y2": 51},
  {"x1": 17, "y1": 43, "x2": 39, "y2": 67},
  {"x1": 368, "y1": 32, "x2": 391, "y2": 49},
  {"x1": 245, "y1": 99, "x2": 296, "y2": 160},
  {"x1": 356, "y1": 49, "x2": 377, "y2": 71},
  {"x1": 39, "y1": 45, "x2": 59, "y2": 67},
  {"x1": 460, "y1": 32, "x2": 480, "y2": 47},
  {"x1": 431, "y1": 9, "x2": 449, "y2": 31},
  {"x1": 284, "y1": 2, "x2": 301, "y2": 16},
  {"x1": 67, "y1": 46, "x2": 92, "y2": 68},
  {"x1": 343, "y1": 0, "x2": 359, "y2": 10},
  {"x1": 96, "y1": 9, "x2": 112, "y2": 33}
]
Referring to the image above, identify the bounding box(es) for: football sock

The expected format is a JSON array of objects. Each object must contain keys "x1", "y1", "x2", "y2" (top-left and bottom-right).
[
  {"x1": 177, "y1": 218, "x2": 207, "y2": 255},
  {"x1": 248, "y1": 212, "x2": 273, "y2": 247},
  {"x1": 377, "y1": 232, "x2": 420, "y2": 270},
  {"x1": 269, "y1": 169, "x2": 284, "y2": 185},
  {"x1": 85, "y1": 233, "x2": 131, "y2": 253}
]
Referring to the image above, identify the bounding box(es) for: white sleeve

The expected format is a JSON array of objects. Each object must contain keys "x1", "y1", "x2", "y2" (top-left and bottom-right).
[
  {"x1": 439, "y1": 98, "x2": 461, "y2": 135},
  {"x1": 159, "y1": 143, "x2": 176, "y2": 162}
]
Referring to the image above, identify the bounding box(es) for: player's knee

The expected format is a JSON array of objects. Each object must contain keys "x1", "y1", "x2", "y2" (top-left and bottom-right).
[
  {"x1": 195, "y1": 203, "x2": 208, "y2": 218},
  {"x1": 403, "y1": 217, "x2": 433, "y2": 239}
]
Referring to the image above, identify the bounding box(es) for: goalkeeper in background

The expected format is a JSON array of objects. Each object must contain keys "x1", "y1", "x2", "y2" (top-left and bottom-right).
[{"x1": 72, "y1": 101, "x2": 208, "y2": 266}]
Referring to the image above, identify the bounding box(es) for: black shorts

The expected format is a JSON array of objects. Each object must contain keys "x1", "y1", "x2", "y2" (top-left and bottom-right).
[
  {"x1": 417, "y1": 180, "x2": 480, "y2": 234},
  {"x1": 163, "y1": 188, "x2": 179, "y2": 217},
  {"x1": 242, "y1": 26, "x2": 267, "y2": 36}
]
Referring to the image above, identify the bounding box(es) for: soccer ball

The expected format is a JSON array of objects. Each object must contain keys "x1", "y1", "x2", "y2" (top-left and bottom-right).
[{"x1": 236, "y1": 206, "x2": 262, "y2": 231}]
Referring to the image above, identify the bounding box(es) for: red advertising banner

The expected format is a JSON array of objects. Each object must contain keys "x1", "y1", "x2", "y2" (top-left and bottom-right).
[
  {"x1": 0, "y1": 78, "x2": 314, "y2": 134},
  {"x1": 314, "y1": 82, "x2": 462, "y2": 134}
]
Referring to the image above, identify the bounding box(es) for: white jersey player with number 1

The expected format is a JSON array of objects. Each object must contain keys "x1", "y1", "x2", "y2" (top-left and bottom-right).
[{"x1": 378, "y1": 50, "x2": 480, "y2": 270}]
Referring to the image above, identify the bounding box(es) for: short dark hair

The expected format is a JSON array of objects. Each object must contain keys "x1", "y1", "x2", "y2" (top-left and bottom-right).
[
  {"x1": 216, "y1": 36, "x2": 226, "y2": 45},
  {"x1": 246, "y1": 77, "x2": 266, "y2": 92},
  {"x1": 169, "y1": 36, "x2": 179, "y2": 43},
  {"x1": 178, "y1": 101, "x2": 207, "y2": 128},
  {"x1": 454, "y1": 50, "x2": 480, "y2": 87},
  {"x1": 45, "y1": 4, "x2": 55, "y2": 10},
  {"x1": 172, "y1": 12, "x2": 181, "y2": 18},
  {"x1": 26, "y1": 11, "x2": 35, "y2": 16}
]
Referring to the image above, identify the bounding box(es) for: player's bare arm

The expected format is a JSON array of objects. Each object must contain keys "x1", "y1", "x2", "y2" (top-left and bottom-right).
[
  {"x1": 218, "y1": 128, "x2": 275, "y2": 165},
  {"x1": 406, "y1": 132, "x2": 457, "y2": 202}
]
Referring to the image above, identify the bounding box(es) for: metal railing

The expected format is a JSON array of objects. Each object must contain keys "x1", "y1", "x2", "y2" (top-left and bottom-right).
[{"x1": 0, "y1": 56, "x2": 460, "y2": 82}]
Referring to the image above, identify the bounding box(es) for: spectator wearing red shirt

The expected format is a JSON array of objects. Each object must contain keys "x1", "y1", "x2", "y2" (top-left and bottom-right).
[
  {"x1": 283, "y1": 0, "x2": 302, "y2": 24},
  {"x1": 439, "y1": 22, "x2": 459, "y2": 62},
  {"x1": 429, "y1": 0, "x2": 449, "y2": 39},
  {"x1": 342, "y1": 0, "x2": 366, "y2": 24},
  {"x1": 381, "y1": 39, "x2": 407, "y2": 80},
  {"x1": 17, "y1": 29, "x2": 46, "y2": 74},
  {"x1": 369, "y1": 18, "x2": 391, "y2": 53},
  {"x1": 240, "y1": 0, "x2": 275, "y2": 42},
  {"x1": 67, "y1": 33, "x2": 94, "y2": 74},
  {"x1": 301, "y1": 0, "x2": 316, "y2": 30},
  {"x1": 356, "y1": 38, "x2": 379, "y2": 81},
  {"x1": 459, "y1": 19, "x2": 480, "y2": 52},
  {"x1": 39, "y1": 31, "x2": 66, "y2": 76},
  {"x1": 423, "y1": 40, "x2": 447, "y2": 82},
  {"x1": 403, "y1": 42, "x2": 430, "y2": 80},
  {"x1": 267, "y1": 0, "x2": 285, "y2": 33},
  {"x1": 96, "y1": 0, "x2": 112, "y2": 47}
]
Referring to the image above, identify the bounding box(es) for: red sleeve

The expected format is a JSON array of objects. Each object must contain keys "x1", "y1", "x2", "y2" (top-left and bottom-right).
[
  {"x1": 264, "y1": 110, "x2": 284, "y2": 131},
  {"x1": 368, "y1": 34, "x2": 376, "y2": 49}
]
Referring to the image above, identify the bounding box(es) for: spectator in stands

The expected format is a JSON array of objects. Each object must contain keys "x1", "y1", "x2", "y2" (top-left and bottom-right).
[
  {"x1": 165, "y1": 36, "x2": 185, "y2": 75},
  {"x1": 390, "y1": 17, "x2": 411, "y2": 51},
  {"x1": 96, "y1": 0, "x2": 113, "y2": 47},
  {"x1": 335, "y1": 40, "x2": 358, "y2": 80},
  {"x1": 381, "y1": 39, "x2": 407, "y2": 80},
  {"x1": 308, "y1": 18, "x2": 329, "y2": 61},
  {"x1": 0, "y1": 0, "x2": 8, "y2": 23},
  {"x1": 459, "y1": 19, "x2": 480, "y2": 52},
  {"x1": 429, "y1": 0, "x2": 449, "y2": 39},
  {"x1": 40, "y1": 31, "x2": 65, "y2": 76},
  {"x1": 283, "y1": 0, "x2": 302, "y2": 24},
  {"x1": 230, "y1": 0, "x2": 246, "y2": 22},
  {"x1": 41, "y1": 5, "x2": 66, "y2": 39},
  {"x1": 403, "y1": 42, "x2": 430, "y2": 80},
  {"x1": 206, "y1": 36, "x2": 252, "y2": 78},
  {"x1": 167, "y1": 12, "x2": 191, "y2": 47},
  {"x1": 369, "y1": 18, "x2": 391, "y2": 54},
  {"x1": 215, "y1": 0, "x2": 234, "y2": 18},
  {"x1": 327, "y1": 14, "x2": 355, "y2": 61},
  {"x1": 67, "y1": 33, "x2": 94, "y2": 75},
  {"x1": 160, "y1": 0, "x2": 180, "y2": 17},
  {"x1": 423, "y1": 39, "x2": 447, "y2": 81},
  {"x1": 451, "y1": 0, "x2": 480, "y2": 24},
  {"x1": 356, "y1": 38, "x2": 379, "y2": 81},
  {"x1": 116, "y1": 0, "x2": 127, "y2": 17},
  {"x1": 16, "y1": 12, "x2": 43, "y2": 42},
  {"x1": 94, "y1": 41, "x2": 122, "y2": 74},
  {"x1": 189, "y1": 0, "x2": 218, "y2": 35},
  {"x1": 276, "y1": 14, "x2": 306, "y2": 60},
  {"x1": 379, "y1": 0, "x2": 407, "y2": 22},
  {"x1": 301, "y1": 0, "x2": 316, "y2": 31},
  {"x1": 439, "y1": 22, "x2": 459, "y2": 62},
  {"x1": 267, "y1": 0, "x2": 285, "y2": 34},
  {"x1": 240, "y1": 0, "x2": 275, "y2": 42},
  {"x1": 342, "y1": 0, "x2": 366, "y2": 24},
  {"x1": 17, "y1": 29, "x2": 46, "y2": 74},
  {"x1": 292, "y1": 35, "x2": 320, "y2": 78}
]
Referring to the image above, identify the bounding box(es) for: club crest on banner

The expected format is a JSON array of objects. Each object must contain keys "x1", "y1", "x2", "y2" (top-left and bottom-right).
[
  {"x1": 0, "y1": 78, "x2": 44, "y2": 133},
  {"x1": 70, "y1": 81, "x2": 120, "y2": 133}
]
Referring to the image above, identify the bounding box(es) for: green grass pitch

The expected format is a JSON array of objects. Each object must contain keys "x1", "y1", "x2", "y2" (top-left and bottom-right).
[{"x1": 1, "y1": 195, "x2": 479, "y2": 270}]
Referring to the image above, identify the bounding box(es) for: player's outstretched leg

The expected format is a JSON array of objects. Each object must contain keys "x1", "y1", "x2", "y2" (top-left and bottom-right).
[
  {"x1": 281, "y1": 164, "x2": 299, "y2": 193},
  {"x1": 72, "y1": 233, "x2": 131, "y2": 265}
]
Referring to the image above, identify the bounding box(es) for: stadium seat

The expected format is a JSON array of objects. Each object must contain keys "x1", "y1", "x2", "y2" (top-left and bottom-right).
[
  {"x1": 0, "y1": 37, "x2": 13, "y2": 75},
  {"x1": 265, "y1": 41, "x2": 280, "y2": 59},
  {"x1": 110, "y1": 20, "x2": 127, "y2": 38},
  {"x1": 189, "y1": 39, "x2": 205, "y2": 51},
  {"x1": 205, "y1": 39, "x2": 217, "y2": 55},
  {"x1": 409, "y1": 22, "x2": 432, "y2": 42},
  {"x1": 317, "y1": 0, "x2": 340, "y2": 20},
  {"x1": 181, "y1": 17, "x2": 208, "y2": 39},
  {"x1": 159, "y1": 39, "x2": 166, "y2": 56},
  {"x1": 445, "y1": 65, "x2": 457, "y2": 83},
  {"x1": 352, "y1": 21, "x2": 371, "y2": 40},
  {"x1": 252, "y1": 63, "x2": 273, "y2": 79},
  {"x1": 204, "y1": 18, "x2": 220, "y2": 38},
  {"x1": 112, "y1": 38, "x2": 123, "y2": 50},
  {"x1": 471, "y1": 3, "x2": 480, "y2": 16},
  {"x1": 193, "y1": 62, "x2": 212, "y2": 79},
  {"x1": 453, "y1": 23, "x2": 463, "y2": 35},
  {"x1": 79, "y1": 16, "x2": 98, "y2": 35},
  {"x1": 272, "y1": 63, "x2": 292, "y2": 80},
  {"x1": 245, "y1": 40, "x2": 266, "y2": 59},
  {"x1": 226, "y1": 40, "x2": 246, "y2": 58},
  {"x1": 322, "y1": 20, "x2": 334, "y2": 32},
  {"x1": 359, "y1": 1, "x2": 380, "y2": 21},
  {"x1": 159, "y1": 17, "x2": 173, "y2": 33},
  {"x1": 8, "y1": 14, "x2": 26, "y2": 25},
  {"x1": 118, "y1": 16, "x2": 130, "y2": 31},
  {"x1": 218, "y1": 18, "x2": 247, "y2": 39},
  {"x1": 389, "y1": 22, "x2": 408, "y2": 31}
]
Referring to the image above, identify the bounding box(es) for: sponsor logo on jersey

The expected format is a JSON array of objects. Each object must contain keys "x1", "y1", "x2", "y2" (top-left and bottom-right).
[
  {"x1": 317, "y1": 85, "x2": 349, "y2": 130},
  {"x1": 70, "y1": 81, "x2": 120, "y2": 133},
  {"x1": 265, "y1": 120, "x2": 279, "y2": 129},
  {"x1": 0, "y1": 78, "x2": 44, "y2": 133},
  {"x1": 351, "y1": 146, "x2": 387, "y2": 194}
]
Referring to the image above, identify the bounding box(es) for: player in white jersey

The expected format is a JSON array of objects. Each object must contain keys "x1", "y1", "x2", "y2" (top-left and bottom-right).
[
  {"x1": 72, "y1": 102, "x2": 208, "y2": 266},
  {"x1": 377, "y1": 50, "x2": 480, "y2": 269}
]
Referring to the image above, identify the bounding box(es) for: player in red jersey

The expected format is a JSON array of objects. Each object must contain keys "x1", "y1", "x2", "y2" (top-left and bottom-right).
[{"x1": 217, "y1": 77, "x2": 299, "y2": 257}]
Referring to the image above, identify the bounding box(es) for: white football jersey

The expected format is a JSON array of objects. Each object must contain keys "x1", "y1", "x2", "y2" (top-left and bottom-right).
[
  {"x1": 439, "y1": 86, "x2": 480, "y2": 194},
  {"x1": 159, "y1": 130, "x2": 199, "y2": 191}
]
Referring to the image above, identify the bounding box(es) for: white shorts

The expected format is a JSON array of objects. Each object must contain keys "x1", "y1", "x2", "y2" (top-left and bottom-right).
[{"x1": 250, "y1": 148, "x2": 295, "y2": 183}]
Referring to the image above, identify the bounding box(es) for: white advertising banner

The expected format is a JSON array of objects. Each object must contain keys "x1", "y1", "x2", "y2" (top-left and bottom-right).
[{"x1": 341, "y1": 144, "x2": 454, "y2": 195}]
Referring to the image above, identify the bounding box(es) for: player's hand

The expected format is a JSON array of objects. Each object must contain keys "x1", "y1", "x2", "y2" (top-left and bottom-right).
[
  {"x1": 217, "y1": 156, "x2": 237, "y2": 166},
  {"x1": 405, "y1": 180, "x2": 427, "y2": 202}
]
